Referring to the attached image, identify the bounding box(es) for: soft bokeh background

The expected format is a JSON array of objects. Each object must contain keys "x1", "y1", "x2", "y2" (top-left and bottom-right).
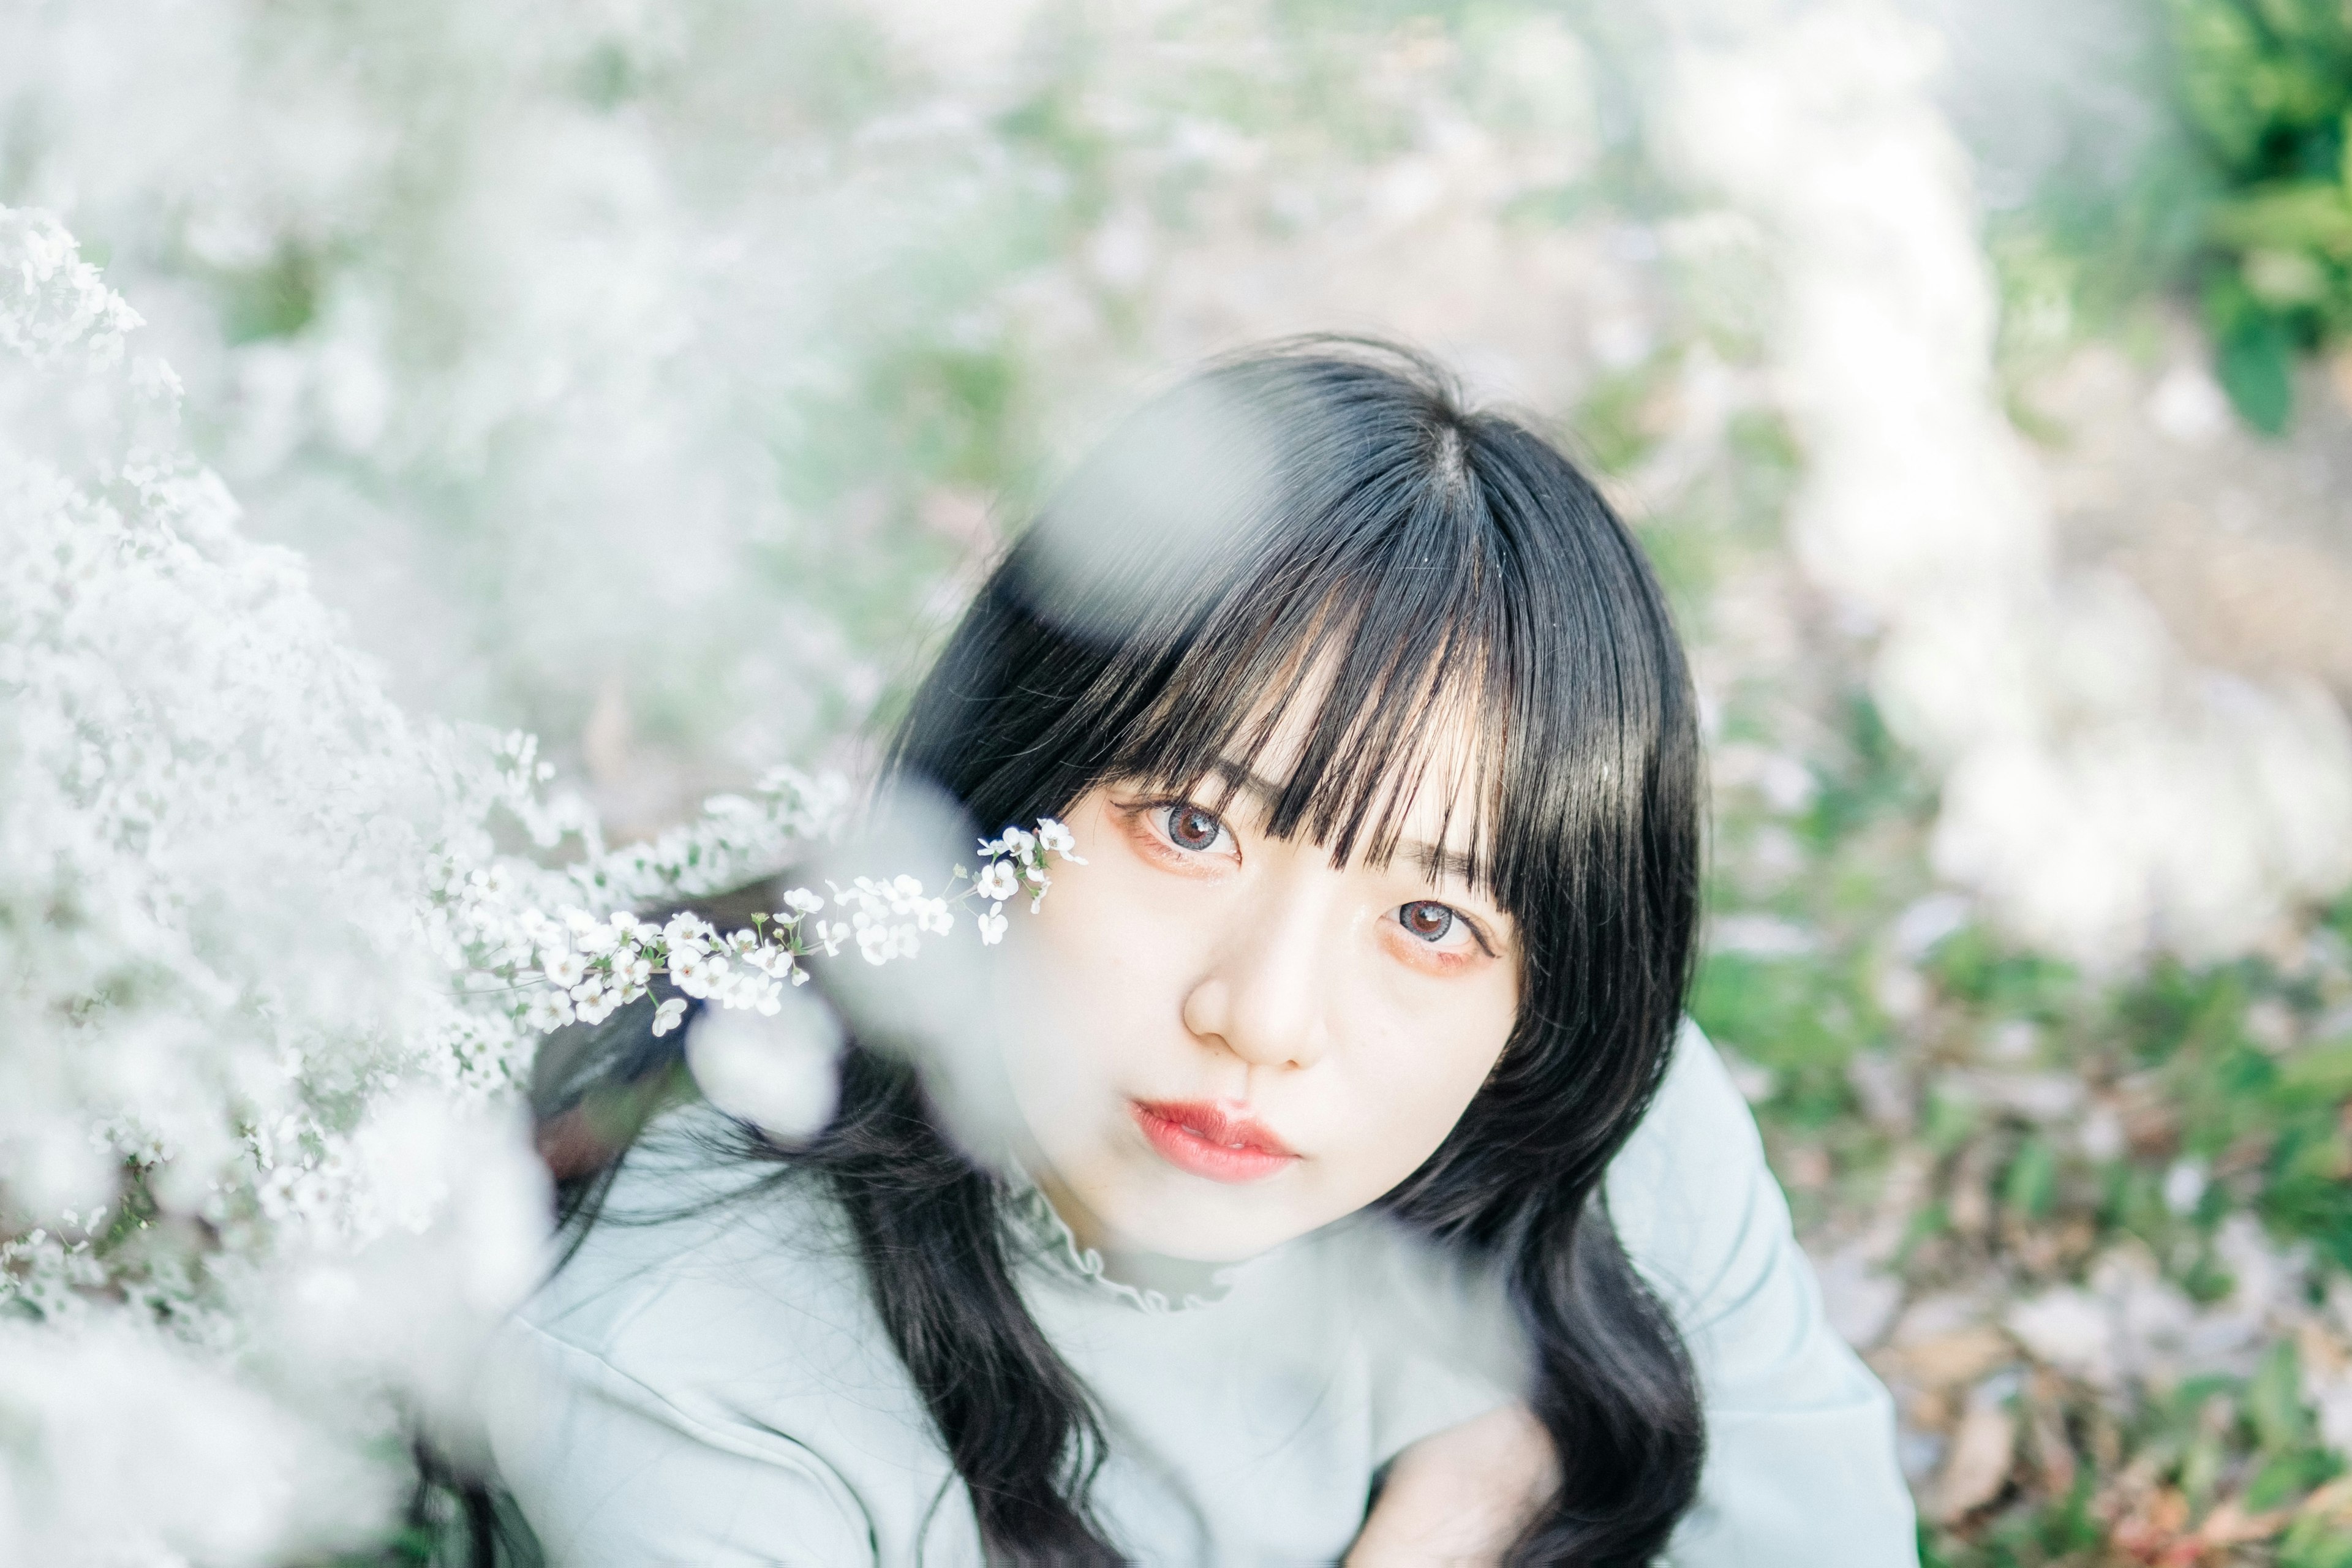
[{"x1": 6, "y1": 1, "x2": 2352, "y2": 1562}]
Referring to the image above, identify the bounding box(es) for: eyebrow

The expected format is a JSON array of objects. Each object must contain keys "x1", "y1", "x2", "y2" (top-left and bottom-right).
[{"x1": 1204, "y1": 760, "x2": 1483, "y2": 888}]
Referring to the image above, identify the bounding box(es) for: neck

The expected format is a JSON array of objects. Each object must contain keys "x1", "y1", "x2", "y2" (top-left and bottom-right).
[
  {"x1": 1028, "y1": 1161, "x2": 1115, "y2": 1255},
  {"x1": 1025, "y1": 1165, "x2": 1233, "y2": 1299}
]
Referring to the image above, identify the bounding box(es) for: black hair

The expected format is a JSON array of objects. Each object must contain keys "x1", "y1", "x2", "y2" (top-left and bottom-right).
[{"x1": 533, "y1": 340, "x2": 1706, "y2": 1565}]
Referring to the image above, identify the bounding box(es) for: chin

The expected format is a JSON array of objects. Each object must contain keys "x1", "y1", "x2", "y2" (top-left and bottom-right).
[{"x1": 1107, "y1": 1185, "x2": 1324, "y2": 1263}]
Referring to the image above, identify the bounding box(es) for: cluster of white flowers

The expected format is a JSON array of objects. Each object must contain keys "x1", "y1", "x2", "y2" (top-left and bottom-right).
[
  {"x1": 0, "y1": 204, "x2": 554, "y2": 1562},
  {"x1": 0, "y1": 206, "x2": 1076, "y2": 1565},
  {"x1": 457, "y1": 818, "x2": 1080, "y2": 1039}
]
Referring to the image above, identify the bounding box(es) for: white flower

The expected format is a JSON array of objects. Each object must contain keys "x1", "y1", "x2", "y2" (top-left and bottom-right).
[
  {"x1": 854, "y1": 918, "x2": 922, "y2": 965},
  {"x1": 614, "y1": 954, "x2": 654, "y2": 989},
  {"x1": 650, "y1": 997, "x2": 690, "y2": 1038},
  {"x1": 780, "y1": 888, "x2": 823, "y2": 915},
  {"x1": 998, "y1": 826, "x2": 1036, "y2": 858},
  {"x1": 1036, "y1": 818, "x2": 1082, "y2": 861},
  {"x1": 976, "y1": 861, "x2": 1019, "y2": 901},
  {"x1": 543, "y1": 951, "x2": 589, "y2": 989},
  {"x1": 663, "y1": 913, "x2": 712, "y2": 954},
  {"x1": 2163, "y1": 1159, "x2": 2207, "y2": 1216},
  {"x1": 524, "y1": 992, "x2": 576, "y2": 1032},
  {"x1": 976, "y1": 908, "x2": 1008, "y2": 945}
]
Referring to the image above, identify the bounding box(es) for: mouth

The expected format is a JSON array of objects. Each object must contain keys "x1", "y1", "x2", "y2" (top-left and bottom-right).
[{"x1": 1129, "y1": 1099, "x2": 1301, "y2": 1185}]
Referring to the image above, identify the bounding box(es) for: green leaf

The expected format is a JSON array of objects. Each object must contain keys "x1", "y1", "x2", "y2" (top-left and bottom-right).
[
  {"x1": 2176, "y1": 0, "x2": 2288, "y2": 167},
  {"x1": 2209, "y1": 181, "x2": 2352, "y2": 258},
  {"x1": 2003, "y1": 1137, "x2": 2059, "y2": 1219},
  {"x1": 2250, "y1": 1338, "x2": 2313, "y2": 1454},
  {"x1": 2247, "y1": 1446, "x2": 2340, "y2": 1507},
  {"x1": 2216, "y1": 309, "x2": 2298, "y2": 432},
  {"x1": 2283, "y1": 1512, "x2": 2352, "y2": 1568},
  {"x1": 2280, "y1": 1040, "x2": 2352, "y2": 1100}
]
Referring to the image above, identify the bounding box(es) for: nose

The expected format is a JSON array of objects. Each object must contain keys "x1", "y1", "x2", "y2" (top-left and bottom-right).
[{"x1": 1179, "y1": 886, "x2": 1334, "y2": 1072}]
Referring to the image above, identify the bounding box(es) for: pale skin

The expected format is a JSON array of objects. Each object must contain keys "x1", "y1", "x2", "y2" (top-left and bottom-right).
[{"x1": 1005, "y1": 718, "x2": 1558, "y2": 1564}]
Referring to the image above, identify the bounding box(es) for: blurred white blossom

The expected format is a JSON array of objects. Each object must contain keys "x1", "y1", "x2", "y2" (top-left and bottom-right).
[
  {"x1": 0, "y1": 0, "x2": 1674, "y2": 835},
  {"x1": 1667, "y1": 0, "x2": 2352, "y2": 964},
  {"x1": 0, "y1": 205, "x2": 1084, "y2": 1560},
  {"x1": 684, "y1": 995, "x2": 844, "y2": 1144},
  {"x1": 0, "y1": 205, "x2": 569, "y2": 1560}
]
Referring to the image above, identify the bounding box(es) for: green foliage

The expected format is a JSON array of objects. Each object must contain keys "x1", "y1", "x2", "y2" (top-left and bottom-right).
[
  {"x1": 2285, "y1": 1511, "x2": 2352, "y2": 1568},
  {"x1": 2171, "y1": 0, "x2": 2352, "y2": 429},
  {"x1": 216, "y1": 243, "x2": 326, "y2": 344},
  {"x1": 1983, "y1": 0, "x2": 2352, "y2": 430},
  {"x1": 2111, "y1": 955, "x2": 2352, "y2": 1270},
  {"x1": 1699, "y1": 633, "x2": 2352, "y2": 1559}
]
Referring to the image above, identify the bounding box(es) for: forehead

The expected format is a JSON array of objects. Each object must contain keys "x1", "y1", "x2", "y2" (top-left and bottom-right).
[{"x1": 1172, "y1": 653, "x2": 1503, "y2": 877}]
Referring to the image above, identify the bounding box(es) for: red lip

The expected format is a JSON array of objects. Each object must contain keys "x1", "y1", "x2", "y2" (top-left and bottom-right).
[{"x1": 1130, "y1": 1099, "x2": 1300, "y2": 1184}]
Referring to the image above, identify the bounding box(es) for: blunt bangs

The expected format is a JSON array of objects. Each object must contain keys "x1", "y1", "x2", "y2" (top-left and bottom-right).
[{"x1": 1091, "y1": 481, "x2": 1517, "y2": 898}]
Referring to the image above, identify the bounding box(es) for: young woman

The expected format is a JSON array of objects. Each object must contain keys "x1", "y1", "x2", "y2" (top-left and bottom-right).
[{"x1": 487, "y1": 344, "x2": 1915, "y2": 1565}]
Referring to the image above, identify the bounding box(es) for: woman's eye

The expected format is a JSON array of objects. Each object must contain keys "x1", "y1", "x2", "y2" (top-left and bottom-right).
[
  {"x1": 1398, "y1": 900, "x2": 1459, "y2": 944},
  {"x1": 1162, "y1": 804, "x2": 1230, "y2": 853}
]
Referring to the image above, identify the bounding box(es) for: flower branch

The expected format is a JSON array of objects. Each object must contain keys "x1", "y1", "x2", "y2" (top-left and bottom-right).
[{"x1": 464, "y1": 818, "x2": 1084, "y2": 1038}]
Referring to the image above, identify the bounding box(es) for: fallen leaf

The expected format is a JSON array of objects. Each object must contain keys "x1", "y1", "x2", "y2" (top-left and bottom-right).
[
  {"x1": 1881, "y1": 1325, "x2": 2015, "y2": 1390},
  {"x1": 2299, "y1": 1477, "x2": 2352, "y2": 1524},
  {"x1": 2195, "y1": 1498, "x2": 2287, "y2": 1548},
  {"x1": 2109, "y1": 1487, "x2": 2193, "y2": 1566},
  {"x1": 2024, "y1": 1386, "x2": 2075, "y2": 1497},
  {"x1": 1928, "y1": 1392, "x2": 2015, "y2": 1522}
]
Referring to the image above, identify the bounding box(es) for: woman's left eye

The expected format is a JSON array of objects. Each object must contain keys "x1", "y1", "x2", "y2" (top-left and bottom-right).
[
  {"x1": 1158, "y1": 802, "x2": 1233, "y2": 854},
  {"x1": 1398, "y1": 900, "x2": 1460, "y2": 944}
]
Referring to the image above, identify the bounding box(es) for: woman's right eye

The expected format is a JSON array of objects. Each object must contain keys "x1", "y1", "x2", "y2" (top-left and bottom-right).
[{"x1": 1161, "y1": 803, "x2": 1231, "y2": 854}]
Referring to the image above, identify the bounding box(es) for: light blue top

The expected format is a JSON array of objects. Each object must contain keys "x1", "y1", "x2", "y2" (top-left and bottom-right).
[{"x1": 485, "y1": 1026, "x2": 1917, "y2": 1565}]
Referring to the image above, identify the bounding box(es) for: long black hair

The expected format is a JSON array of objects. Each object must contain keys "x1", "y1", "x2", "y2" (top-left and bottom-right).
[{"x1": 533, "y1": 341, "x2": 1706, "y2": 1565}]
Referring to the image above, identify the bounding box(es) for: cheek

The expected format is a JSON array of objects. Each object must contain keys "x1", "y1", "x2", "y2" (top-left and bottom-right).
[
  {"x1": 1012, "y1": 805, "x2": 1196, "y2": 1072},
  {"x1": 1330, "y1": 972, "x2": 1517, "y2": 1174}
]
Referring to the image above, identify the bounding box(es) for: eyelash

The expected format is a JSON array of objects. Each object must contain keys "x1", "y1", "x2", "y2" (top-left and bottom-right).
[{"x1": 1133, "y1": 797, "x2": 1497, "y2": 959}]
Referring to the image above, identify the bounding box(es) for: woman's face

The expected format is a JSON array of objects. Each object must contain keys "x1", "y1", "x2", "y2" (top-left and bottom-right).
[{"x1": 1005, "y1": 729, "x2": 1520, "y2": 1263}]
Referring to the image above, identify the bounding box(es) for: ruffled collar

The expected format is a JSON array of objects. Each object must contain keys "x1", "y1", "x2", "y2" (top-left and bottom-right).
[{"x1": 1001, "y1": 1167, "x2": 1257, "y2": 1315}]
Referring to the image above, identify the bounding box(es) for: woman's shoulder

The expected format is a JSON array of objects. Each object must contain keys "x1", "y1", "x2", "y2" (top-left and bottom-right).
[
  {"x1": 488, "y1": 1110, "x2": 944, "y2": 1566},
  {"x1": 1605, "y1": 1019, "x2": 1805, "y2": 1333},
  {"x1": 1611, "y1": 1019, "x2": 1765, "y2": 1194},
  {"x1": 513, "y1": 1107, "x2": 884, "y2": 1396}
]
